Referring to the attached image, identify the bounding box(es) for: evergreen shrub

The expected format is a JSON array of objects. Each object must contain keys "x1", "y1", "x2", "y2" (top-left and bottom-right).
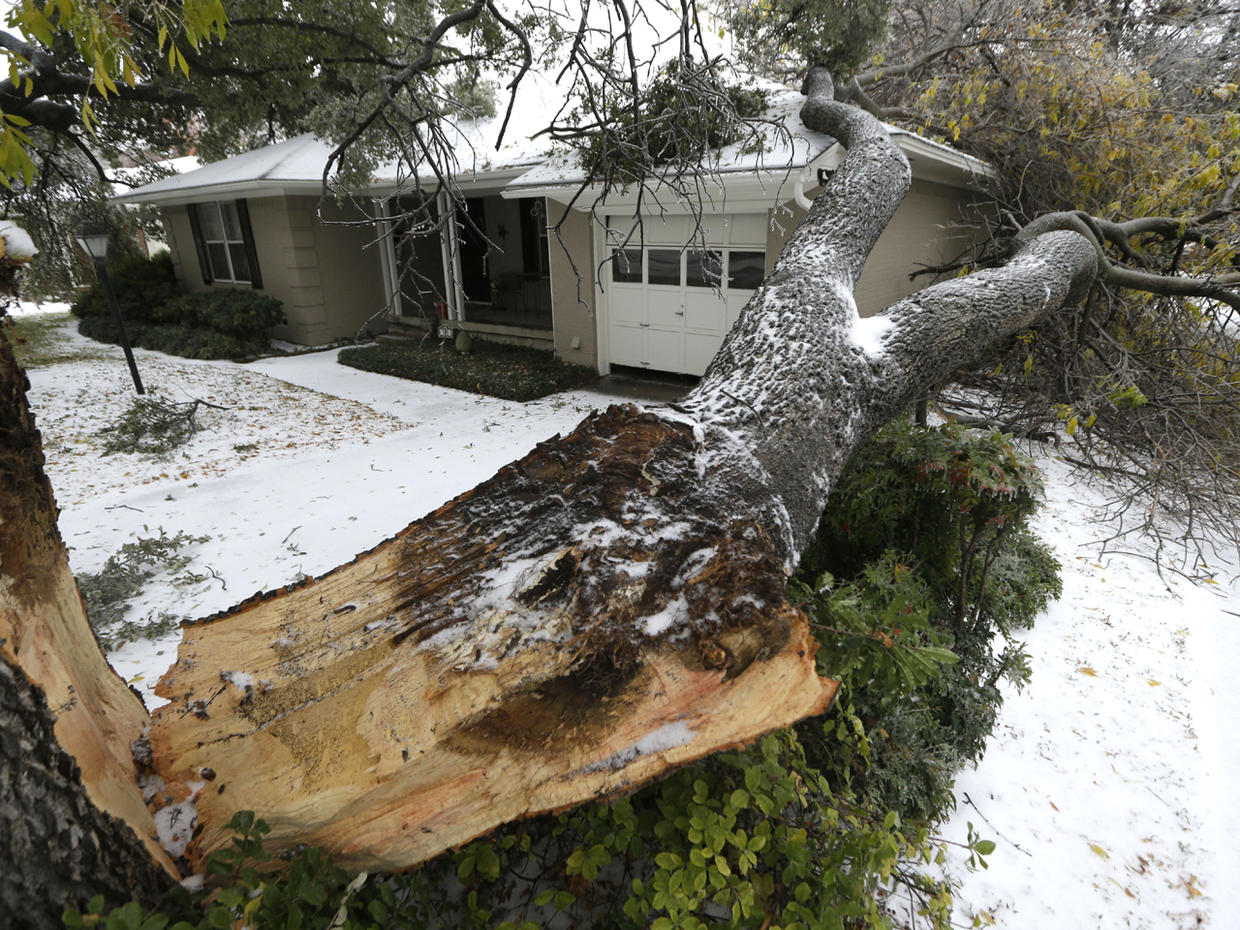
[
  {"x1": 338, "y1": 338, "x2": 596, "y2": 401},
  {"x1": 68, "y1": 420, "x2": 1060, "y2": 930},
  {"x1": 70, "y1": 252, "x2": 180, "y2": 323},
  {"x1": 71, "y1": 254, "x2": 284, "y2": 360}
]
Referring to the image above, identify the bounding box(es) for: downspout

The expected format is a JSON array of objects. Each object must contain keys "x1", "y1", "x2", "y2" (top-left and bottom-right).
[{"x1": 792, "y1": 171, "x2": 815, "y2": 212}]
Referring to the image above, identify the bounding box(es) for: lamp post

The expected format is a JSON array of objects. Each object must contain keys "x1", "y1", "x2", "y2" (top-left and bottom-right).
[{"x1": 76, "y1": 223, "x2": 144, "y2": 395}]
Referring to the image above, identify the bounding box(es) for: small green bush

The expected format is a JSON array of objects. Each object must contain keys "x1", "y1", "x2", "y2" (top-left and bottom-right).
[
  {"x1": 339, "y1": 338, "x2": 596, "y2": 401},
  {"x1": 70, "y1": 252, "x2": 180, "y2": 323},
  {"x1": 164, "y1": 290, "x2": 285, "y2": 339},
  {"x1": 78, "y1": 315, "x2": 272, "y2": 360},
  {"x1": 796, "y1": 419, "x2": 1062, "y2": 820}
]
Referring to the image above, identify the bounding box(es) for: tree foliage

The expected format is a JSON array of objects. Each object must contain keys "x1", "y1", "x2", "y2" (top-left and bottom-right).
[
  {"x1": 798, "y1": 0, "x2": 1240, "y2": 564},
  {"x1": 724, "y1": 0, "x2": 891, "y2": 82}
]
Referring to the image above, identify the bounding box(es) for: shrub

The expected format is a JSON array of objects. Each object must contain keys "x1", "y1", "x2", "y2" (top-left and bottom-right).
[
  {"x1": 795, "y1": 419, "x2": 1061, "y2": 820},
  {"x1": 165, "y1": 290, "x2": 285, "y2": 339},
  {"x1": 78, "y1": 315, "x2": 270, "y2": 360},
  {"x1": 339, "y1": 337, "x2": 596, "y2": 401},
  {"x1": 72, "y1": 254, "x2": 285, "y2": 359},
  {"x1": 70, "y1": 252, "x2": 180, "y2": 323}
]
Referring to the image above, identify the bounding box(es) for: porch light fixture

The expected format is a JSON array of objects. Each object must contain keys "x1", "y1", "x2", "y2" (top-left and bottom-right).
[{"x1": 76, "y1": 222, "x2": 145, "y2": 395}]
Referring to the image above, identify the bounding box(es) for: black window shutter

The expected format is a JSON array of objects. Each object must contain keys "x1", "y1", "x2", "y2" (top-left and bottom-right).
[
  {"x1": 235, "y1": 199, "x2": 263, "y2": 289},
  {"x1": 186, "y1": 204, "x2": 213, "y2": 284}
]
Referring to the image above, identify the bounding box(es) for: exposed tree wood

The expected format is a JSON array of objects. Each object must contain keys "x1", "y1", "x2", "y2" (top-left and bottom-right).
[
  {"x1": 0, "y1": 307, "x2": 176, "y2": 924},
  {"x1": 150, "y1": 404, "x2": 837, "y2": 871}
]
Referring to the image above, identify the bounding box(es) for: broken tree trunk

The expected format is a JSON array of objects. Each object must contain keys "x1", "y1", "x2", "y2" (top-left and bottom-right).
[
  {"x1": 2, "y1": 67, "x2": 1103, "y2": 906},
  {"x1": 0, "y1": 303, "x2": 175, "y2": 926},
  {"x1": 151, "y1": 404, "x2": 836, "y2": 871}
]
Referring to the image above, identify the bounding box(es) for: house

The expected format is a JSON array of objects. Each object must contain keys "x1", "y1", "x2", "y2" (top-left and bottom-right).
[{"x1": 113, "y1": 84, "x2": 991, "y2": 377}]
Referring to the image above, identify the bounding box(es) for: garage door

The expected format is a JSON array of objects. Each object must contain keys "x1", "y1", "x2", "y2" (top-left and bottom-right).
[{"x1": 605, "y1": 215, "x2": 767, "y2": 376}]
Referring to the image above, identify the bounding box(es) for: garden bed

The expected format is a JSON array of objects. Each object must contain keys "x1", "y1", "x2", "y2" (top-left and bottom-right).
[{"x1": 338, "y1": 337, "x2": 596, "y2": 401}]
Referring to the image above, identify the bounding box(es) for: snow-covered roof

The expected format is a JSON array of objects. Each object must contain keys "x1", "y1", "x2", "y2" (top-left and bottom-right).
[{"x1": 113, "y1": 78, "x2": 991, "y2": 208}]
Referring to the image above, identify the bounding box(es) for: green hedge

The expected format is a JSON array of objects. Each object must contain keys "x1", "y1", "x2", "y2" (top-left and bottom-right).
[
  {"x1": 78, "y1": 316, "x2": 273, "y2": 361},
  {"x1": 71, "y1": 253, "x2": 285, "y2": 360},
  {"x1": 70, "y1": 252, "x2": 181, "y2": 323},
  {"x1": 338, "y1": 338, "x2": 596, "y2": 401}
]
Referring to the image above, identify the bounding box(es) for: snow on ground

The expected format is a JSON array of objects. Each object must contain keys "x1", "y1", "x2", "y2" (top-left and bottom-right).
[
  {"x1": 939, "y1": 455, "x2": 1240, "y2": 930},
  {"x1": 14, "y1": 301, "x2": 1240, "y2": 927}
]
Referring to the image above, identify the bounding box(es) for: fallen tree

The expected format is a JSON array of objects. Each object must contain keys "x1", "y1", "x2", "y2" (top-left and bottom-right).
[{"x1": 2, "y1": 66, "x2": 1236, "y2": 925}]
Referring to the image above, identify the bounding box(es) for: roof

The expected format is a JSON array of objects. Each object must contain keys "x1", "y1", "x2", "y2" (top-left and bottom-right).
[{"x1": 113, "y1": 78, "x2": 992, "y2": 208}]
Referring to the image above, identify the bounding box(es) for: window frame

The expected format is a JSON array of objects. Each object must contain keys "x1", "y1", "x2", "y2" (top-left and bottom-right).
[
  {"x1": 608, "y1": 246, "x2": 765, "y2": 292},
  {"x1": 188, "y1": 200, "x2": 263, "y2": 289},
  {"x1": 518, "y1": 197, "x2": 551, "y2": 278}
]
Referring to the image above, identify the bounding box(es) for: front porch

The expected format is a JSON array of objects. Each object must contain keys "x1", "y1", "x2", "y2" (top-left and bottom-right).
[{"x1": 376, "y1": 191, "x2": 554, "y2": 341}]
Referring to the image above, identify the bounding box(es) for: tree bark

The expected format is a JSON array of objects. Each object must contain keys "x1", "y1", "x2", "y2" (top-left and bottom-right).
[
  {"x1": 1, "y1": 657, "x2": 170, "y2": 928},
  {"x1": 0, "y1": 306, "x2": 175, "y2": 925},
  {"x1": 1, "y1": 66, "x2": 1106, "y2": 897}
]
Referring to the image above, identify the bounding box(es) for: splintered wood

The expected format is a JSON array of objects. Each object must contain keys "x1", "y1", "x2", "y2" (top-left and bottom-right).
[{"x1": 148, "y1": 404, "x2": 837, "y2": 871}]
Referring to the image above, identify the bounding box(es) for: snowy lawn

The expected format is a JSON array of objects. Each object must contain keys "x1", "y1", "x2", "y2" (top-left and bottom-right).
[{"x1": 13, "y1": 301, "x2": 1240, "y2": 928}]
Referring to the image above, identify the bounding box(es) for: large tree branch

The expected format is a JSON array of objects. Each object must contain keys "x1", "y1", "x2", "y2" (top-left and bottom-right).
[{"x1": 1022, "y1": 211, "x2": 1240, "y2": 311}]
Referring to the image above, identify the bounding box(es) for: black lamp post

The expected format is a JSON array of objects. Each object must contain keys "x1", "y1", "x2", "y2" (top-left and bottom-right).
[{"x1": 76, "y1": 223, "x2": 145, "y2": 395}]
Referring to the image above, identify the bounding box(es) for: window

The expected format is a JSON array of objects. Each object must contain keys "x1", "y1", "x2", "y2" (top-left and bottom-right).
[
  {"x1": 611, "y1": 249, "x2": 642, "y2": 283},
  {"x1": 728, "y1": 251, "x2": 765, "y2": 291},
  {"x1": 686, "y1": 250, "x2": 723, "y2": 288},
  {"x1": 610, "y1": 247, "x2": 764, "y2": 290},
  {"x1": 188, "y1": 200, "x2": 262, "y2": 288},
  {"x1": 647, "y1": 249, "x2": 680, "y2": 286}
]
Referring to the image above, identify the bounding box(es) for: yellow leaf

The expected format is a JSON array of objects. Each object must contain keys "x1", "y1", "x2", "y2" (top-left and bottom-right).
[
  {"x1": 1148, "y1": 679, "x2": 1161, "y2": 687},
  {"x1": 1088, "y1": 843, "x2": 1110, "y2": 859},
  {"x1": 1077, "y1": 667, "x2": 1098, "y2": 677}
]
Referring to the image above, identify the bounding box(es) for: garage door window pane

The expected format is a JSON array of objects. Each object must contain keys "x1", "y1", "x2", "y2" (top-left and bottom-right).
[
  {"x1": 728, "y1": 251, "x2": 766, "y2": 290},
  {"x1": 612, "y1": 249, "x2": 642, "y2": 283},
  {"x1": 686, "y1": 250, "x2": 723, "y2": 288},
  {"x1": 648, "y1": 249, "x2": 681, "y2": 286}
]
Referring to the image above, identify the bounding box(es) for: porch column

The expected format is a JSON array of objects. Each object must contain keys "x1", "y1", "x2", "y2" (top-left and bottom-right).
[
  {"x1": 437, "y1": 190, "x2": 465, "y2": 323},
  {"x1": 374, "y1": 198, "x2": 403, "y2": 319}
]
